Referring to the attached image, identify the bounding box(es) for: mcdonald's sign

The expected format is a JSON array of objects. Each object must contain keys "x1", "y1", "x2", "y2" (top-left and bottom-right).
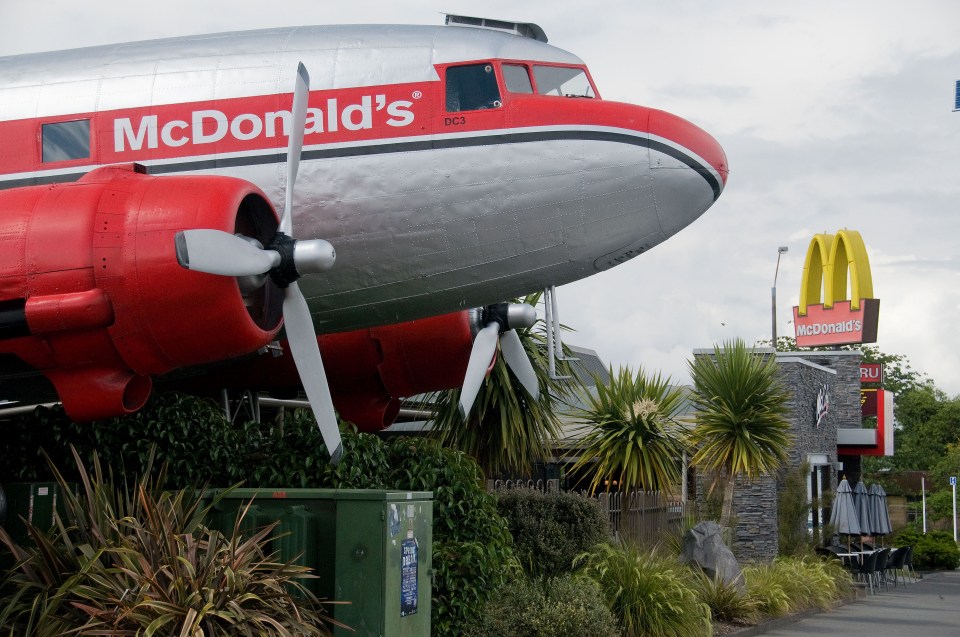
[{"x1": 793, "y1": 229, "x2": 879, "y2": 347}]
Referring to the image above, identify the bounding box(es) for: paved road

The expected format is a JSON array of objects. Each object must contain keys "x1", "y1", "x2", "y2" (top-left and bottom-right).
[{"x1": 758, "y1": 571, "x2": 960, "y2": 636}]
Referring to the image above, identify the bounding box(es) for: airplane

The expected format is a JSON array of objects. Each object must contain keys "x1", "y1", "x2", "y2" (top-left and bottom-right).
[{"x1": 0, "y1": 15, "x2": 728, "y2": 462}]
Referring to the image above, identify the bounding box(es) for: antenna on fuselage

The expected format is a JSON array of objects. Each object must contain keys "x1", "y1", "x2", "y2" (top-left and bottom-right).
[{"x1": 444, "y1": 14, "x2": 548, "y2": 42}]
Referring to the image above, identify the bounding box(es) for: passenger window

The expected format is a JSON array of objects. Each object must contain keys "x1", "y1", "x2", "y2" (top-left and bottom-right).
[
  {"x1": 42, "y1": 119, "x2": 91, "y2": 162},
  {"x1": 503, "y1": 64, "x2": 533, "y2": 94},
  {"x1": 446, "y1": 64, "x2": 502, "y2": 112}
]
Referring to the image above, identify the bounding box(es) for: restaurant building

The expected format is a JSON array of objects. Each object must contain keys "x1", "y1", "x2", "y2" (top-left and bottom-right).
[{"x1": 691, "y1": 347, "x2": 875, "y2": 561}]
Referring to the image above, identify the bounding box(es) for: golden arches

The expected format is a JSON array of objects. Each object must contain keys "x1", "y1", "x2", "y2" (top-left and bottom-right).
[{"x1": 797, "y1": 229, "x2": 873, "y2": 316}]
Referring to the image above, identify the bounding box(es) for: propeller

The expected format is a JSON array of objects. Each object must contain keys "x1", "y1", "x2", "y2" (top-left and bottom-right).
[
  {"x1": 458, "y1": 303, "x2": 540, "y2": 419},
  {"x1": 174, "y1": 63, "x2": 343, "y2": 465}
]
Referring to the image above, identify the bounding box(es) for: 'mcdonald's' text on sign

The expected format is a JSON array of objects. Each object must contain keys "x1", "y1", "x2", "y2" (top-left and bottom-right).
[{"x1": 793, "y1": 229, "x2": 879, "y2": 347}]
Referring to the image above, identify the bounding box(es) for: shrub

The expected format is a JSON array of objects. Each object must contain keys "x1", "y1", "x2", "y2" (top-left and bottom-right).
[
  {"x1": 693, "y1": 571, "x2": 759, "y2": 624},
  {"x1": 894, "y1": 527, "x2": 960, "y2": 570},
  {"x1": 464, "y1": 574, "x2": 620, "y2": 637},
  {"x1": 741, "y1": 564, "x2": 790, "y2": 616},
  {"x1": 231, "y1": 411, "x2": 391, "y2": 490},
  {"x1": 578, "y1": 542, "x2": 711, "y2": 637},
  {"x1": 0, "y1": 449, "x2": 334, "y2": 636},
  {"x1": 742, "y1": 556, "x2": 854, "y2": 617},
  {"x1": 778, "y1": 463, "x2": 815, "y2": 556},
  {"x1": 769, "y1": 556, "x2": 842, "y2": 611},
  {"x1": 0, "y1": 394, "x2": 237, "y2": 486},
  {"x1": 818, "y1": 556, "x2": 858, "y2": 600},
  {"x1": 496, "y1": 489, "x2": 609, "y2": 578}
]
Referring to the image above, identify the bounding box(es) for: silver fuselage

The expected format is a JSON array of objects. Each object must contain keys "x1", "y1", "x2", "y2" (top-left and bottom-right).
[{"x1": 0, "y1": 24, "x2": 727, "y2": 332}]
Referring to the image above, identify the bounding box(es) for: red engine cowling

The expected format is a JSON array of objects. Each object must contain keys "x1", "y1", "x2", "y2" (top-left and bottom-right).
[
  {"x1": 0, "y1": 164, "x2": 282, "y2": 420},
  {"x1": 325, "y1": 311, "x2": 476, "y2": 429},
  {"x1": 166, "y1": 310, "x2": 477, "y2": 431}
]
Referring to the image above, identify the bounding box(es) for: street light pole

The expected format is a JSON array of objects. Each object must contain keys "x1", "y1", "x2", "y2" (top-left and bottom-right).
[{"x1": 772, "y1": 246, "x2": 788, "y2": 350}]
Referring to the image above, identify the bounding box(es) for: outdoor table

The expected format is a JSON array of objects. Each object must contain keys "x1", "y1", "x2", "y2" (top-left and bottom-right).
[{"x1": 837, "y1": 551, "x2": 875, "y2": 568}]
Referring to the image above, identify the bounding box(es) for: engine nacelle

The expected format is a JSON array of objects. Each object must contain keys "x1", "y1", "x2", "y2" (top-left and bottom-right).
[
  {"x1": 163, "y1": 310, "x2": 477, "y2": 431},
  {"x1": 332, "y1": 311, "x2": 475, "y2": 428},
  {"x1": 0, "y1": 165, "x2": 282, "y2": 420}
]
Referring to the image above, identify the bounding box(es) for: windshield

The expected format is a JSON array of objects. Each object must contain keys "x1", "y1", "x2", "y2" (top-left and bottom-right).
[{"x1": 533, "y1": 65, "x2": 595, "y2": 98}]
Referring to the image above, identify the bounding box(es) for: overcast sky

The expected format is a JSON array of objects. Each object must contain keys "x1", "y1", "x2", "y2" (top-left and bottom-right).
[{"x1": 2, "y1": 1, "x2": 958, "y2": 395}]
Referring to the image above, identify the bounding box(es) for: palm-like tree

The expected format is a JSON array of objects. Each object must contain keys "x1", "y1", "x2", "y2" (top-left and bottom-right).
[
  {"x1": 687, "y1": 339, "x2": 792, "y2": 529},
  {"x1": 572, "y1": 366, "x2": 688, "y2": 494},
  {"x1": 427, "y1": 293, "x2": 578, "y2": 476}
]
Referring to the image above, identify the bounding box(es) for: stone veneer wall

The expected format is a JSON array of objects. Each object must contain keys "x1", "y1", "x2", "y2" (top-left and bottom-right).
[
  {"x1": 692, "y1": 348, "x2": 861, "y2": 563},
  {"x1": 795, "y1": 351, "x2": 864, "y2": 485}
]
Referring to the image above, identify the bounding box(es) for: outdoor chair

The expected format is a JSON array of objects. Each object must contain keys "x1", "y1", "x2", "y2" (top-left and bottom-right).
[
  {"x1": 816, "y1": 546, "x2": 843, "y2": 562},
  {"x1": 902, "y1": 545, "x2": 918, "y2": 582},
  {"x1": 885, "y1": 547, "x2": 907, "y2": 587},
  {"x1": 854, "y1": 549, "x2": 880, "y2": 595},
  {"x1": 873, "y1": 548, "x2": 891, "y2": 590}
]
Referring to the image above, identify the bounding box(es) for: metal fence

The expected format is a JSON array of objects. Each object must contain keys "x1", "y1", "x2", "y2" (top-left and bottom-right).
[
  {"x1": 594, "y1": 490, "x2": 696, "y2": 546},
  {"x1": 488, "y1": 480, "x2": 695, "y2": 546},
  {"x1": 487, "y1": 478, "x2": 561, "y2": 493}
]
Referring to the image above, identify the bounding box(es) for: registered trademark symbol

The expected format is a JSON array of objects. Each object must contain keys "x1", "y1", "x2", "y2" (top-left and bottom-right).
[{"x1": 412, "y1": 91, "x2": 422, "y2": 99}]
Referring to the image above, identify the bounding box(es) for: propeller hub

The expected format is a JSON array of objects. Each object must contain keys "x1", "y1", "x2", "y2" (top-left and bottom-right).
[
  {"x1": 268, "y1": 232, "x2": 299, "y2": 288},
  {"x1": 506, "y1": 303, "x2": 537, "y2": 330},
  {"x1": 294, "y1": 239, "x2": 336, "y2": 276},
  {"x1": 266, "y1": 233, "x2": 337, "y2": 288},
  {"x1": 483, "y1": 302, "x2": 536, "y2": 332}
]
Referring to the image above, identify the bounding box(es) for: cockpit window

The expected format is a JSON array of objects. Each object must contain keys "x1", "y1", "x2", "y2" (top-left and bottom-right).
[
  {"x1": 446, "y1": 63, "x2": 503, "y2": 112},
  {"x1": 533, "y1": 65, "x2": 596, "y2": 98},
  {"x1": 503, "y1": 64, "x2": 534, "y2": 94}
]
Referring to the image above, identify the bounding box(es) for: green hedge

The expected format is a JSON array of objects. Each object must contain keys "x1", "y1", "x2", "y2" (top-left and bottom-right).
[
  {"x1": 893, "y1": 527, "x2": 960, "y2": 571},
  {"x1": 464, "y1": 574, "x2": 620, "y2": 637},
  {"x1": 496, "y1": 489, "x2": 609, "y2": 579}
]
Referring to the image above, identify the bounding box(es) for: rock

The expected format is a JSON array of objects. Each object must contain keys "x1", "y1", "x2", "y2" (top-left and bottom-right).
[{"x1": 680, "y1": 521, "x2": 744, "y2": 590}]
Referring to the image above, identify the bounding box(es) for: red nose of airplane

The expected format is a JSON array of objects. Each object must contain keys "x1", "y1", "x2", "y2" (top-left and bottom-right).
[
  {"x1": 648, "y1": 107, "x2": 728, "y2": 195},
  {"x1": 638, "y1": 107, "x2": 728, "y2": 238}
]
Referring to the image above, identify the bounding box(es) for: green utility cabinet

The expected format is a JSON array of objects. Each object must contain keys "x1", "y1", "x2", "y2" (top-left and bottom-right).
[
  {"x1": 206, "y1": 488, "x2": 433, "y2": 637},
  {"x1": 3, "y1": 482, "x2": 73, "y2": 546}
]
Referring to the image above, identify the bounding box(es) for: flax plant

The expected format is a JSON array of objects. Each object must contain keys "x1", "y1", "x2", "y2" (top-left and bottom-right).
[
  {"x1": 0, "y1": 448, "x2": 337, "y2": 636},
  {"x1": 572, "y1": 366, "x2": 688, "y2": 494}
]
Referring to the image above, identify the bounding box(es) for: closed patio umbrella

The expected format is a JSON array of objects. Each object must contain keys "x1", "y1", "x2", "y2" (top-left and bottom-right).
[
  {"x1": 869, "y1": 483, "x2": 893, "y2": 545},
  {"x1": 830, "y1": 478, "x2": 861, "y2": 552},
  {"x1": 854, "y1": 480, "x2": 872, "y2": 537}
]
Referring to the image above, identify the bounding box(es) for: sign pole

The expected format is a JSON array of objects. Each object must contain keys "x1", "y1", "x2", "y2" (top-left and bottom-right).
[
  {"x1": 921, "y1": 476, "x2": 927, "y2": 534},
  {"x1": 952, "y1": 476, "x2": 957, "y2": 542},
  {"x1": 771, "y1": 246, "x2": 787, "y2": 349},
  {"x1": 771, "y1": 285, "x2": 777, "y2": 346}
]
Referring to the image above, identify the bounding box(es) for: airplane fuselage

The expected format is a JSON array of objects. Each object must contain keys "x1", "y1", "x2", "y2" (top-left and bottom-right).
[{"x1": 0, "y1": 23, "x2": 727, "y2": 333}]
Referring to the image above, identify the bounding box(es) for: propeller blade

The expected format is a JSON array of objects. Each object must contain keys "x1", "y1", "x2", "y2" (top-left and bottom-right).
[
  {"x1": 279, "y1": 62, "x2": 310, "y2": 236},
  {"x1": 499, "y1": 329, "x2": 540, "y2": 401},
  {"x1": 282, "y1": 280, "x2": 342, "y2": 464},
  {"x1": 458, "y1": 322, "x2": 500, "y2": 419},
  {"x1": 175, "y1": 229, "x2": 280, "y2": 276}
]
